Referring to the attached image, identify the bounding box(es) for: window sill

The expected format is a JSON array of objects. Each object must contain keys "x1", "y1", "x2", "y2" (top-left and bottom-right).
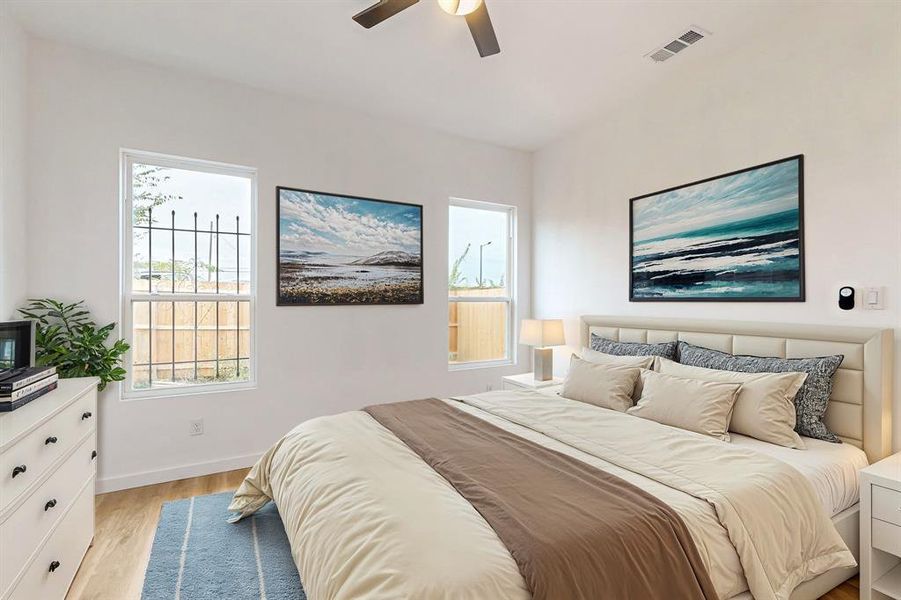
[
  {"x1": 120, "y1": 379, "x2": 257, "y2": 402},
  {"x1": 448, "y1": 359, "x2": 515, "y2": 372}
]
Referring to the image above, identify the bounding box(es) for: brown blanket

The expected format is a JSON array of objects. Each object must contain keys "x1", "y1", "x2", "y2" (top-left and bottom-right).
[{"x1": 364, "y1": 398, "x2": 718, "y2": 600}]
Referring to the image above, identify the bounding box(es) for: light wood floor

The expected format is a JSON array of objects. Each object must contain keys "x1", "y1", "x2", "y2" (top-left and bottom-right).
[
  {"x1": 68, "y1": 469, "x2": 250, "y2": 600},
  {"x1": 67, "y1": 469, "x2": 860, "y2": 599}
]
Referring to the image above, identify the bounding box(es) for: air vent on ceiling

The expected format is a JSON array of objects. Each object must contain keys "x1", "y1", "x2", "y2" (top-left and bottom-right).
[
  {"x1": 646, "y1": 26, "x2": 710, "y2": 63},
  {"x1": 649, "y1": 49, "x2": 675, "y2": 62},
  {"x1": 679, "y1": 29, "x2": 705, "y2": 44}
]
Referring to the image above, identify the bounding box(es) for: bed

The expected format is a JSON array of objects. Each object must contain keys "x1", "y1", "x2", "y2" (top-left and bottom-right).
[{"x1": 230, "y1": 316, "x2": 893, "y2": 600}]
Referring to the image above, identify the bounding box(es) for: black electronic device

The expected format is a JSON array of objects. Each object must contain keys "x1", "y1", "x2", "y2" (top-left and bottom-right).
[
  {"x1": 0, "y1": 320, "x2": 35, "y2": 372},
  {"x1": 839, "y1": 286, "x2": 855, "y2": 310}
]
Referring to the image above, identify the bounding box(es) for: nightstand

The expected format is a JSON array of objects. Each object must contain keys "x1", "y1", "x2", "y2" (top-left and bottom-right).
[
  {"x1": 861, "y1": 452, "x2": 901, "y2": 600},
  {"x1": 502, "y1": 373, "x2": 563, "y2": 391}
]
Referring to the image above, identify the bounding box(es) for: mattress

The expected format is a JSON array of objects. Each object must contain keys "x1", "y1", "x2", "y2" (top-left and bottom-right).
[{"x1": 730, "y1": 433, "x2": 869, "y2": 516}]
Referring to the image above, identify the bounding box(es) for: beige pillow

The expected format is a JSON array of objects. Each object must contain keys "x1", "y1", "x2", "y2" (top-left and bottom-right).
[
  {"x1": 579, "y1": 349, "x2": 652, "y2": 400},
  {"x1": 580, "y1": 347, "x2": 655, "y2": 369},
  {"x1": 562, "y1": 356, "x2": 640, "y2": 412},
  {"x1": 655, "y1": 357, "x2": 807, "y2": 449},
  {"x1": 627, "y1": 370, "x2": 741, "y2": 441}
]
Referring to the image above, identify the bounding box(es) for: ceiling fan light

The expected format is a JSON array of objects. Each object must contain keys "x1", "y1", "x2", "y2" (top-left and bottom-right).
[{"x1": 437, "y1": 0, "x2": 482, "y2": 16}]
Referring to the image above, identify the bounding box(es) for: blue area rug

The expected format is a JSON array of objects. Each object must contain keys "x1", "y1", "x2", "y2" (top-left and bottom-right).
[{"x1": 142, "y1": 492, "x2": 305, "y2": 599}]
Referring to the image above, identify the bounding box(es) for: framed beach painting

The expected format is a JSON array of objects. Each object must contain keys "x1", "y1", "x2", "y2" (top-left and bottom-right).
[
  {"x1": 630, "y1": 155, "x2": 804, "y2": 302},
  {"x1": 277, "y1": 187, "x2": 423, "y2": 305}
]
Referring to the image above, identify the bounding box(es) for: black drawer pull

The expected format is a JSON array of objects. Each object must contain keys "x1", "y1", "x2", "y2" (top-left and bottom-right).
[
  {"x1": 82, "y1": 411, "x2": 93, "y2": 420},
  {"x1": 12, "y1": 465, "x2": 26, "y2": 478},
  {"x1": 91, "y1": 450, "x2": 97, "y2": 460},
  {"x1": 45, "y1": 436, "x2": 58, "y2": 445},
  {"x1": 45, "y1": 498, "x2": 58, "y2": 511},
  {"x1": 48, "y1": 561, "x2": 60, "y2": 573}
]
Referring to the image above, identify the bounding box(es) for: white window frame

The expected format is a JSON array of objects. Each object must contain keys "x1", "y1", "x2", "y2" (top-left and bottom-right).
[
  {"x1": 119, "y1": 149, "x2": 258, "y2": 400},
  {"x1": 448, "y1": 197, "x2": 517, "y2": 371}
]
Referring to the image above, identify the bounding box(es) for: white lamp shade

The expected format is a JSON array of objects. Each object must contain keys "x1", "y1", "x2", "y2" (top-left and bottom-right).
[{"x1": 519, "y1": 319, "x2": 565, "y2": 347}]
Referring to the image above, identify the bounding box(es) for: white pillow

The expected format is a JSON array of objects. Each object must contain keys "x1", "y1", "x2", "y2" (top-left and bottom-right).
[
  {"x1": 562, "y1": 356, "x2": 640, "y2": 412},
  {"x1": 655, "y1": 357, "x2": 807, "y2": 449},
  {"x1": 627, "y1": 370, "x2": 741, "y2": 441},
  {"x1": 580, "y1": 347, "x2": 655, "y2": 369}
]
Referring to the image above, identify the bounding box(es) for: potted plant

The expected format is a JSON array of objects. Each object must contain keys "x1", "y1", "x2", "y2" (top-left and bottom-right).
[{"x1": 18, "y1": 299, "x2": 129, "y2": 391}]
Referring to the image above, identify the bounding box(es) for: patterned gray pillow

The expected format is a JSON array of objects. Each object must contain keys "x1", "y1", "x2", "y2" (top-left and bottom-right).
[
  {"x1": 590, "y1": 334, "x2": 677, "y2": 360},
  {"x1": 676, "y1": 341, "x2": 844, "y2": 443}
]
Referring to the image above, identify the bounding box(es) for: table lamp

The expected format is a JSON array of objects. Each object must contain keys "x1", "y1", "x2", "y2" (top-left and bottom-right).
[{"x1": 519, "y1": 319, "x2": 565, "y2": 381}]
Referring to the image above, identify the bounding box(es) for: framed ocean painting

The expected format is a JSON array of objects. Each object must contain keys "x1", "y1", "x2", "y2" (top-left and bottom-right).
[
  {"x1": 277, "y1": 187, "x2": 423, "y2": 305},
  {"x1": 630, "y1": 155, "x2": 804, "y2": 302}
]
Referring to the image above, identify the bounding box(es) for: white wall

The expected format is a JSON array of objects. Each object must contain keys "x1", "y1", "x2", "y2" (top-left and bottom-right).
[
  {"x1": 18, "y1": 2, "x2": 901, "y2": 487},
  {"x1": 0, "y1": 7, "x2": 28, "y2": 319},
  {"x1": 25, "y1": 40, "x2": 532, "y2": 491},
  {"x1": 532, "y1": 4, "x2": 901, "y2": 449}
]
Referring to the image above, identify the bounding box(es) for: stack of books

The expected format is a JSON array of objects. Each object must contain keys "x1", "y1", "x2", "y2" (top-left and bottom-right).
[{"x1": 0, "y1": 366, "x2": 59, "y2": 412}]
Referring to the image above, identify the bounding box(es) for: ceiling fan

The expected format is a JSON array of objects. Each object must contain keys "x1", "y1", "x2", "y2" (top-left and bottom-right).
[{"x1": 353, "y1": 0, "x2": 500, "y2": 58}]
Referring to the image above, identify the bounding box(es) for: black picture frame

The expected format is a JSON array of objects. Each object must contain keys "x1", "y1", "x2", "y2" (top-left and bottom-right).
[
  {"x1": 277, "y1": 186, "x2": 424, "y2": 306},
  {"x1": 629, "y1": 155, "x2": 805, "y2": 302}
]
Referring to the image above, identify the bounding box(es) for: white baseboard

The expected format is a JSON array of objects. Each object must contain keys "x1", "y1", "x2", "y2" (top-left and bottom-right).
[{"x1": 95, "y1": 452, "x2": 262, "y2": 494}]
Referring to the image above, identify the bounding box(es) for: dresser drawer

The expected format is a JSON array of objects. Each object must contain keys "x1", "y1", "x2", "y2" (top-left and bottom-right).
[
  {"x1": 873, "y1": 485, "x2": 901, "y2": 528},
  {"x1": 5, "y1": 481, "x2": 93, "y2": 600},
  {"x1": 0, "y1": 434, "x2": 95, "y2": 594},
  {"x1": 0, "y1": 390, "x2": 95, "y2": 511},
  {"x1": 872, "y1": 518, "x2": 901, "y2": 556}
]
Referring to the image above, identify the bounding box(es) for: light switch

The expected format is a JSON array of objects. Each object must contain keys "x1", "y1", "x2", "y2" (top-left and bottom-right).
[{"x1": 864, "y1": 287, "x2": 885, "y2": 310}]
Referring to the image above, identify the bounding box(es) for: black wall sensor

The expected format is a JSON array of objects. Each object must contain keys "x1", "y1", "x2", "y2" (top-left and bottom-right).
[{"x1": 839, "y1": 286, "x2": 855, "y2": 310}]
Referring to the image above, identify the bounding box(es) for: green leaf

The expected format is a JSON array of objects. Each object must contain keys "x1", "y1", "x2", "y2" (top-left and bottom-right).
[{"x1": 16, "y1": 298, "x2": 129, "y2": 390}]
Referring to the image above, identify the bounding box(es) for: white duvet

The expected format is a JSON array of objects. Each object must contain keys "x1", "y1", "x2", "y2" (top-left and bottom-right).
[
  {"x1": 730, "y1": 433, "x2": 868, "y2": 517},
  {"x1": 230, "y1": 390, "x2": 855, "y2": 600}
]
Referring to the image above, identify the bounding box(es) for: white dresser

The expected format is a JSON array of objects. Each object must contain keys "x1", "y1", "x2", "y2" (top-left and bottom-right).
[{"x1": 0, "y1": 378, "x2": 98, "y2": 600}]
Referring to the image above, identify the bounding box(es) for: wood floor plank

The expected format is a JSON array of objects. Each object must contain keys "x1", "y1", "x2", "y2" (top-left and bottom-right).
[
  {"x1": 65, "y1": 468, "x2": 861, "y2": 599},
  {"x1": 820, "y1": 576, "x2": 860, "y2": 600}
]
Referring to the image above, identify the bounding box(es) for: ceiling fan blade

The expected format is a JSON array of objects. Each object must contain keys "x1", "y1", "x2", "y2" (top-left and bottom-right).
[
  {"x1": 464, "y1": 1, "x2": 500, "y2": 57},
  {"x1": 352, "y1": 0, "x2": 419, "y2": 29}
]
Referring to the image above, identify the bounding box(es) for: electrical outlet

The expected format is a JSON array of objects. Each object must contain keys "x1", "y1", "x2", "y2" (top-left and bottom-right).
[{"x1": 189, "y1": 419, "x2": 204, "y2": 436}]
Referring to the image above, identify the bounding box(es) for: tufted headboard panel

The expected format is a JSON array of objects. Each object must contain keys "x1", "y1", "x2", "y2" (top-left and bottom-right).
[{"x1": 580, "y1": 315, "x2": 893, "y2": 462}]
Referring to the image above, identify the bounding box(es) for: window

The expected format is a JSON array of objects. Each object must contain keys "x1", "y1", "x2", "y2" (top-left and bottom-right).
[
  {"x1": 448, "y1": 199, "x2": 515, "y2": 368},
  {"x1": 121, "y1": 151, "x2": 256, "y2": 398}
]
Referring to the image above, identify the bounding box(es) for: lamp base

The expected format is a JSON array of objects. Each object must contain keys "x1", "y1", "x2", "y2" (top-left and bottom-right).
[{"x1": 533, "y1": 347, "x2": 553, "y2": 382}]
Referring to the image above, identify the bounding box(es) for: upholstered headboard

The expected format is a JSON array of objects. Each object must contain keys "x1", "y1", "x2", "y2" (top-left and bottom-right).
[{"x1": 580, "y1": 316, "x2": 893, "y2": 462}]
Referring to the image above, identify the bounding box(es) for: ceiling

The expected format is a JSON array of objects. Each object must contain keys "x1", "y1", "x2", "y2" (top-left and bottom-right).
[{"x1": 7, "y1": 1, "x2": 803, "y2": 151}]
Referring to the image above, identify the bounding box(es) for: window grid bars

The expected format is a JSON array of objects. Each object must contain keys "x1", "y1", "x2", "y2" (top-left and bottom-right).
[
  {"x1": 215, "y1": 214, "x2": 219, "y2": 379},
  {"x1": 132, "y1": 358, "x2": 251, "y2": 368},
  {"x1": 130, "y1": 302, "x2": 250, "y2": 369},
  {"x1": 170, "y1": 209, "x2": 175, "y2": 381},
  {"x1": 132, "y1": 225, "x2": 250, "y2": 236},
  {"x1": 194, "y1": 211, "x2": 199, "y2": 381},
  {"x1": 139, "y1": 205, "x2": 248, "y2": 388}
]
